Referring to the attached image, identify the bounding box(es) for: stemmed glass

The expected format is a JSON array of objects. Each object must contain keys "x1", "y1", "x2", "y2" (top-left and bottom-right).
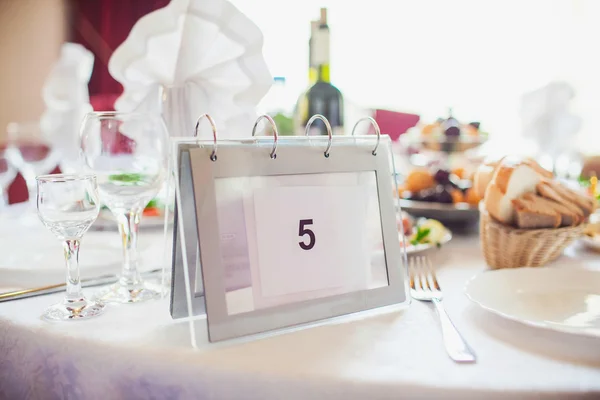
[
  {"x1": 36, "y1": 174, "x2": 105, "y2": 321},
  {"x1": 80, "y1": 111, "x2": 168, "y2": 303},
  {"x1": 6, "y1": 122, "x2": 60, "y2": 207}
]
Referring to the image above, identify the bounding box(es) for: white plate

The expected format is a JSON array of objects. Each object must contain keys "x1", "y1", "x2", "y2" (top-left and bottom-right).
[
  {"x1": 465, "y1": 267, "x2": 600, "y2": 338},
  {"x1": 403, "y1": 230, "x2": 452, "y2": 254},
  {"x1": 398, "y1": 199, "x2": 479, "y2": 223}
]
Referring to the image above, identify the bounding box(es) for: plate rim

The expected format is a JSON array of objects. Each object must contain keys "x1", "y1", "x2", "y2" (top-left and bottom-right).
[
  {"x1": 464, "y1": 267, "x2": 600, "y2": 339},
  {"x1": 398, "y1": 199, "x2": 479, "y2": 213}
]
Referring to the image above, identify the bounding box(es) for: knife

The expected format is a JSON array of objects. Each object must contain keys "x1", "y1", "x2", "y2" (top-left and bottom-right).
[{"x1": 0, "y1": 268, "x2": 165, "y2": 303}]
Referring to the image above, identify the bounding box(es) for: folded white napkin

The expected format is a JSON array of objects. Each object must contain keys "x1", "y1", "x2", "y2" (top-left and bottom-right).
[
  {"x1": 519, "y1": 81, "x2": 581, "y2": 161},
  {"x1": 40, "y1": 43, "x2": 94, "y2": 172},
  {"x1": 108, "y1": 0, "x2": 272, "y2": 139}
]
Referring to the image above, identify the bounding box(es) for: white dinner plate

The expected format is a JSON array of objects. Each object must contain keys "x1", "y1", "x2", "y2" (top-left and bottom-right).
[{"x1": 465, "y1": 267, "x2": 600, "y2": 338}]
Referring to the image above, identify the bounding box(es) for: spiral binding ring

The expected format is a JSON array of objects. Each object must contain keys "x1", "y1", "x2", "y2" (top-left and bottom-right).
[
  {"x1": 251, "y1": 114, "x2": 279, "y2": 159},
  {"x1": 194, "y1": 114, "x2": 218, "y2": 161},
  {"x1": 305, "y1": 114, "x2": 333, "y2": 158},
  {"x1": 351, "y1": 117, "x2": 381, "y2": 156}
]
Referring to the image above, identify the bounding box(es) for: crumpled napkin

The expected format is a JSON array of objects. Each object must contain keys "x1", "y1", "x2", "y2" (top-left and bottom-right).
[
  {"x1": 519, "y1": 81, "x2": 581, "y2": 162},
  {"x1": 40, "y1": 43, "x2": 94, "y2": 172},
  {"x1": 108, "y1": 0, "x2": 272, "y2": 139}
]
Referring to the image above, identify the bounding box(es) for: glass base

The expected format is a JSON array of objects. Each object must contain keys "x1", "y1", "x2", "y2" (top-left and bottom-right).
[
  {"x1": 42, "y1": 297, "x2": 105, "y2": 321},
  {"x1": 93, "y1": 280, "x2": 161, "y2": 304}
]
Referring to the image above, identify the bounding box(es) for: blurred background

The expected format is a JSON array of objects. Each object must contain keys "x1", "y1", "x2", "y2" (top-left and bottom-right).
[{"x1": 1, "y1": 0, "x2": 599, "y2": 204}]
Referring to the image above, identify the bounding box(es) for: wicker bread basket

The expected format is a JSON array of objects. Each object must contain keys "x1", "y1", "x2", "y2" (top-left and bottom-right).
[{"x1": 479, "y1": 204, "x2": 584, "y2": 269}]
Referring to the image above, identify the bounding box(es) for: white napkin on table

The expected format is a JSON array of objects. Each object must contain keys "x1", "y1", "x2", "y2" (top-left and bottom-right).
[
  {"x1": 40, "y1": 43, "x2": 94, "y2": 172},
  {"x1": 108, "y1": 0, "x2": 272, "y2": 139},
  {"x1": 519, "y1": 81, "x2": 581, "y2": 170}
]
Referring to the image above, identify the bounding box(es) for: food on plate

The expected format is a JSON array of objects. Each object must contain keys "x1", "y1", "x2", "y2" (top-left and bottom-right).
[
  {"x1": 419, "y1": 110, "x2": 487, "y2": 140},
  {"x1": 405, "y1": 168, "x2": 436, "y2": 193},
  {"x1": 464, "y1": 187, "x2": 480, "y2": 205},
  {"x1": 143, "y1": 199, "x2": 163, "y2": 217},
  {"x1": 480, "y1": 156, "x2": 596, "y2": 229},
  {"x1": 450, "y1": 189, "x2": 464, "y2": 204},
  {"x1": 408, "y1": 219, "x2": 447, "y2": 246},
  {"x1": 400, "y1": 166, "x2": 479, "y2": 206}
]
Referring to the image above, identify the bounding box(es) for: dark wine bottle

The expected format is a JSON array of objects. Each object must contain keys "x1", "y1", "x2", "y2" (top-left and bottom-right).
[{"x1": 296, "y1": 8, "x2": 344, "y2": 135}]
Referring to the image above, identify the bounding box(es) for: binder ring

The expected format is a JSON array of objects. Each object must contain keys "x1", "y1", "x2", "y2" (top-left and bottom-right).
[
  {"x1": 351, "y1": 117, "x2": 381, "y2": 156},
  {"x1": 194, "y1": 113, "x2": 218, "y2": 161},
  {"x1": 251, "y1": 114, "x2": 279, "y2": 159},
  {"x1": 305, "y1": 114, "x2": 333, "y2": 158}
]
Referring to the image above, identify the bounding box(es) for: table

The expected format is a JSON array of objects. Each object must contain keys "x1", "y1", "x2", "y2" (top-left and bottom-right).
[{"x1": 1, "y1": 205, "x2": 600, "y2": 400}]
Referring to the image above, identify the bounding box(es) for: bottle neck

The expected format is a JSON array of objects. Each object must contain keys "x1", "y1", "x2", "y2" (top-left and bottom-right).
[
  {"x1": 311, "y1": 24, "x2": 330, "y2": 84},
  {"x1": 309, "y1": 67, "x2": 318, "y2": 85},
  {"x1": 317, "y1": 64, "x2": 330, "y2": 83}
]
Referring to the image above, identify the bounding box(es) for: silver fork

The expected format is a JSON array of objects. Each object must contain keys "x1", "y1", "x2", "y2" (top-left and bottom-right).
[{"x1": 409, "y1": 256, "x2": 476, "y2": 363}]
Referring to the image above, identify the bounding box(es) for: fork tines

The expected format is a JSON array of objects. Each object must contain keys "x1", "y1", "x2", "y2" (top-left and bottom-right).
[{"x1": 409, "y1": 256, "x2": 441, "y2": 292}]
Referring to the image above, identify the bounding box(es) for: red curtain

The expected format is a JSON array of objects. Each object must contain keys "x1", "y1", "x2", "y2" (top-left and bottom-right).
[{"x1": 68, "y1": 0, "x2": 170, "y2": 98}]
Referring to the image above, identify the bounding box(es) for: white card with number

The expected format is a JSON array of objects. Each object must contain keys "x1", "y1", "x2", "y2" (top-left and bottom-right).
[
  {"x1": 239, "y1": 172, "x2": 378, "y2": 310},
  {"x1": 252, "y1": 185, "x2": 370, "y2": 297}
]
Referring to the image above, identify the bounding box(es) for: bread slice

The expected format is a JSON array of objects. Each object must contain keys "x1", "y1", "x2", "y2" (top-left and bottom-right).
[
  {"x1": 484, "y1": 161, "x2": 544, "y2": 225},
  {"x1": 536, "y1": 181, "x2": 584, "y2": 222},
  {"x1": 512, "y1": 194, "x2": 561, "y2": 229},
  {"x1": 473, "y1": 156, "x2": 552, "y2": 200},
  {"x1": 522, "y1": 158, "x2": 554, "y2": 179},
  {"x1": 539, "y1": 179, "x2": 595, "y2": 217},
  {"x1": 521, "y1": 192, "x2": 580, "y2": 226}
]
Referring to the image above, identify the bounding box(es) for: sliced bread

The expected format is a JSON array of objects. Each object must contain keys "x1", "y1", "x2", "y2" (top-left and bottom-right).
[
  {"x1": 539, "y1": 180, "x2": 595, "y2": 217},
  {"x1": 511, "y1": 194, "x2": 561, "y2": 229},
  {"x1": 536, "y1": 181, "x2": 585, "y2": 221},
  {"x1": 521, "y1": 192, "x2": 580, "y2": 226},
  {"x1": 484, "y1": 160, "x2": 544, "y2": 225}
]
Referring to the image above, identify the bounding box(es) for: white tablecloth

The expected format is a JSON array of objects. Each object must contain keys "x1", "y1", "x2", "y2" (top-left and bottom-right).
[{"x1": 1, "y1": 205, "x2": 600, "y2": 400}]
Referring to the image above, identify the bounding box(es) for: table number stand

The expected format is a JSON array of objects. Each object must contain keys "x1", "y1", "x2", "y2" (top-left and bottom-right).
[{"x1": 170, "y1": 114, "x2": 409, "y2": 346}]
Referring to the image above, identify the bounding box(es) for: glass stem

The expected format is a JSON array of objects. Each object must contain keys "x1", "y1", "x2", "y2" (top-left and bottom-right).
[
  {"x1": 116, "y1": 209, "x2": 142, "y2": 286},
  {"x1": 63, "y1": 239, "x2": 84, "y2": 302}
]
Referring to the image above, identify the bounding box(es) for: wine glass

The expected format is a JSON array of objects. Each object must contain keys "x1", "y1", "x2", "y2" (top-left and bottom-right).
[
  {"x1": 80, "y1": 111, "x2": 168, "y2": 303},
  {"x1": 0, "y1": 144, "x2": 17, "y2": 210},
  {"x1": 36, "y1": 174, "x2": 105, "y2": 321},
  {"x1": 6, "y1": 121, "x2": 60, "y2": 207}
]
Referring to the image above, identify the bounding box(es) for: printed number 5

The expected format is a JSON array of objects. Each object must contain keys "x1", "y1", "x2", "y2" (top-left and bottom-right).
[{"x1": 298, "y1": 219, "x2": 315, "y2": 250}]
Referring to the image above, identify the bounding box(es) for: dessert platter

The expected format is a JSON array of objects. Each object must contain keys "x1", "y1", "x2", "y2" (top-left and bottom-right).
[
  {"x1": 396, "y1": 112, "x2": 489, "y2": 223},
  {"x1": 402, "y1": 110, "x2": 488, "y2": 154}
]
